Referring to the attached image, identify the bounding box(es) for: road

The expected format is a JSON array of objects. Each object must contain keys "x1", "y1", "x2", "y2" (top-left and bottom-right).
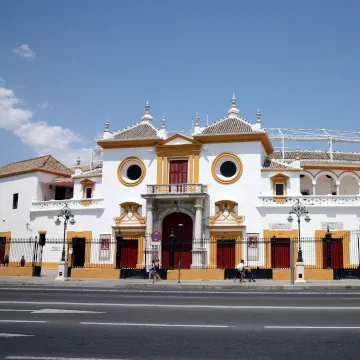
[{"x1": 1, "y1": 286, "x2": 360, "y2": 360}]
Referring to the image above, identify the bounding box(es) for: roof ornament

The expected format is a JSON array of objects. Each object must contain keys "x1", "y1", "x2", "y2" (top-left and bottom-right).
[
  {"x1": 228, "y1": 93, "x2": 240, "y2": 118},
  {"x1": 161, "y1": 115, "x2": 166, "y2": 128},
  {"x1": 195, "y1": 112, "x2": 200, "y2": 126},
  {"x1": 76, "y1": 156, "x2": 81, "y2": 166},
  {"x1": 105, "y1": 119, "x2": 109, "y2": 131},
  {"x1": 295, "y1": 148, "x2": 300, "y2": 160},
  {"x1": 256, "y1": 109, "x2": 261, "y2": 123},
  {"x1": 141, "y1": 100, "x2": 153, "y2": 122}
]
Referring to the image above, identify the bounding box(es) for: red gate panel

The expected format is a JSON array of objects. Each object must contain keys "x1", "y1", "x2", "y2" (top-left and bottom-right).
[
  {"x1": 322, "y1": 239, "x2": 344, "y2": 269},
  {"x1": 217, "y1": 240, "x2": 235, "y2": 269},
  {"x1": 271, "y1": 239, "x2": 290, "y2": 268},
  {"x1": 162, "y1": 212, "x2": 193, "y2": 269},
  {"x1": 0, "y1": 237, "x2": 5, "y2": 264},
  {"x1": 121, "y1": 240, "x2": 138, "y2": 268}
]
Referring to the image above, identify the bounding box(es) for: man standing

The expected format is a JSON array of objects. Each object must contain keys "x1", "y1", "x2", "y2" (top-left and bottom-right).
[{"x1": 234, "y1": 259, "x2": 246, "y2": 283}]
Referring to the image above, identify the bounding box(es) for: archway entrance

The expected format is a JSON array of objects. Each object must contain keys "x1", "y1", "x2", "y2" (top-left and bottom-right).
[{"x1": 162, "y1": 212, "x2": 193, "y2": 269}]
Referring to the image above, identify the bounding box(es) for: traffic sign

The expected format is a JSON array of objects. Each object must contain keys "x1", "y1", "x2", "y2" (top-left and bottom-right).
[{"x1": 151, "y1": 230, "x2": 162, "y2": 242}]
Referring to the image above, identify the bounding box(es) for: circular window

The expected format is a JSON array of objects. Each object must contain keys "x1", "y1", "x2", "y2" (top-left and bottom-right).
[
  {"x1": 127, "y1": 165, "x2": 142, "y2": 181},
  {"x1": 220, "y1": 161, "x2": 237, "y2": 178},
  {"x1": 117, "y1": 157, "x2": 146, "y2": 186},
  {"x1": 211, "y1": 152, "x2": 243, "y2": 184}
]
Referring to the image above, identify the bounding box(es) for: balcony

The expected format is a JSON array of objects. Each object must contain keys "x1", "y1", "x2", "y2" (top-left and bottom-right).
[
  {"x1": 142, "y1": 184, "x2": 208, "y2": 199},
  {"x1": 30, "y1": 198, "x2": 105, "y2": 212},
  {"x1": 258, "y1": 195, "x2": 360, "y2": 207}
]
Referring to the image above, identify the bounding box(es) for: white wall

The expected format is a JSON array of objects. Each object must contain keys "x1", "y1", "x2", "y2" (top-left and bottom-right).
[
  {"x1": 0, "y1": 173, "x2": 38, "y2": 238},
  {"x1": 261, "y1": 172, "x2": 301, "y2": 195},
  {"x1": 73, "y1": 176, "x2": 103, "y2": 199}
]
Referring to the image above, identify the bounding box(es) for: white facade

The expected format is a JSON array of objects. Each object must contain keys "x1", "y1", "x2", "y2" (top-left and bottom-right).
[{"x1": 1, "y1": 97, "x2": 360, "y2": 271}]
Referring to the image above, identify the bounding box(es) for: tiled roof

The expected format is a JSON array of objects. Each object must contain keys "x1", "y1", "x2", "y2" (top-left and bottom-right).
[
  {"x1": 70, "y1": 161, "x2": 103, "y2": 173},
  {"x1": 0, "y1": 155, "x2": 72, "y2": 178},
  {"x1": 50, "y1": 177, "x2": 74, "y2": 187},
  {"x1": 263, "y1": 158, "x2": 296, "y2": 170},
  {"x1": 112, "y1": 122, "x2": 160, "y2": 141},
  {"x1": 72, "y1": 167, "x2": 103, "y2": 179},
  {"x1": 271, "y1": 150, "x2": 360, "y2": 164},
  {"x1": 198, "y1": 117, "x2": 262, "y2": 135}
]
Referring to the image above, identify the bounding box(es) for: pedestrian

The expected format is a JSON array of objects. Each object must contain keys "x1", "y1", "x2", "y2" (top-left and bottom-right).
[
  {"x1": 149, "y1": 260, "x2": 160, "y2": 281},
  {"x1": 245, "y1": 266, "x2": 256, "y2": 282},
  {"x1": 20, "y1": 256, "x2": 26, "y2": 267},
  {"x1": 234, "y1": 259, "x2": 246, "y2": 283},
  {"x1": 4, "y1": 254, "x2": 9, "y2": 266},
  {"x1": 155, "y1": 259, "x2": 161, "y2": 280}
]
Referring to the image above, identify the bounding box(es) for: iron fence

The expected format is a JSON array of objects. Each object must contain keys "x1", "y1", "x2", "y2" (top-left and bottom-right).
[{"x1": 1, "y1": 232, "x2": 360, "y2": 280}]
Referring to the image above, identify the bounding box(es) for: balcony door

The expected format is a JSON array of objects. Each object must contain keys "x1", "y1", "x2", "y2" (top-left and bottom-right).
[{"x1": 169, "y1": 160, "x2": 188, "y2": 184}]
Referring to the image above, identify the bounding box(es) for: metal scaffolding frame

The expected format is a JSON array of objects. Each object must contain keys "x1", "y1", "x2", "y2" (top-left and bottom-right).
[{"x1": 264, "y1": 128, "x2": 360, "y2": 161}]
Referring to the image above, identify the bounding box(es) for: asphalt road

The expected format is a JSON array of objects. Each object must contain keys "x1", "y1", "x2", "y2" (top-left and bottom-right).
[{"x1": 1, "y1": 286, "x2": 360, "y2": 360}]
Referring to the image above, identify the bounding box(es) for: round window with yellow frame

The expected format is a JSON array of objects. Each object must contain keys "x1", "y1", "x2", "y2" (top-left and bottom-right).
[
  {"x1": 211, "y1": 152, "x2": 243, "y2": 184},
  {"x1": 117, "y1": 157, "x2": 146, "y2": 186}
]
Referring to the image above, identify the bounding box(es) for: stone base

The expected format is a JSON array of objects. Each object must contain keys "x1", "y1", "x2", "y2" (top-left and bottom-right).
[
  {"x1": 296, "y1": 261, "x2": 306, "y2": 283},
  {"x1": 55, "y1": 261, "x2": 69, "y2": 281}
]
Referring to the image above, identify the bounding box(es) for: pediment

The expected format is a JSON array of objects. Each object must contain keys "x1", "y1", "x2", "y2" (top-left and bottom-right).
[{"x1": 162, "y1": 133, "x2": 197, "y2": 146}]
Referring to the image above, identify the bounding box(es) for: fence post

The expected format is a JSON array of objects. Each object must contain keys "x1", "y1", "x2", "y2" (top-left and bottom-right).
[{"x1": 290, "y1": 237, "x2": 295, "y2": 285}]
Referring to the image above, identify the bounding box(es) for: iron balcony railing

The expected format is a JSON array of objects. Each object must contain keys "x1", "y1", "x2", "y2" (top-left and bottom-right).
[{"x1": 146, "y1": 184, "x2": 208, "y2": 195}]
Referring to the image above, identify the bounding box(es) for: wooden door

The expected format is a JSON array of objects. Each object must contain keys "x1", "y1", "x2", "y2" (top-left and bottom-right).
[
  {"x1": 271, "y1": 239, "x2": 290, "y2": 268},
  {"x1": 217, "y1": 240, "x2": 235, "y2": 269},
  {"x1": 322, "y1": 239, "x2": 344, "y2": 269},
  {"x1": 0, "y1": 237, "x2": 5, "y2": 264},
  {"x1": 162, "y1": 212, "x2": 193, "y2": 269},
  {"x1": 121, "y1": 240, "x2": 138, "y2": 268},
  {"x1": 169, "y1": 160, "x2": 188, "y2": 184}
]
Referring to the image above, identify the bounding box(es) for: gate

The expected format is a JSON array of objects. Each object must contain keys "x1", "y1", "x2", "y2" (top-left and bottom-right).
[
  {"x1": 32, "y1": 239, "x2": 43, "y2": 276},
  {"x1": 271, "y1": 237, "x2": 290, "y2": 268},
  {"x1": 217, "y1": 239, "x2": 235, "y2": 269}
]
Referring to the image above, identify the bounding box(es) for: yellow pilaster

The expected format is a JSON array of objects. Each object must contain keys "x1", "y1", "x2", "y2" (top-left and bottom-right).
[
  {"x1": 194, "y1": 152, "x2": 200, "y2": 183},
  {"x1": 0, "y1": 231, "x2": 11, "y2": 259},
  {"x1": 157, "y1": 154, "x2": 163, "y2": 184}
]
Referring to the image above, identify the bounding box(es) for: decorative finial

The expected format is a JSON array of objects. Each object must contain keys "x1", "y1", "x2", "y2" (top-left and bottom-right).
[
  {"x1": 76, "y1": 156, "x2": 81, "y2": 166},
  {"x1": 256, "y1": 109, "x2": 261, "y2": 123},
  {"x1": 195, "y1": 112, "x2": 200, "y2": 125},
  {"x1": 162, "y1": 115, "x2": 166, "y2": 128},
  {"x1": 105, "y1": 119, "x2": 109, "y2": 131},
  {"x1": 142, "y1": 100, "x2": 153, "y2": 122},
  {"x1": 228, "y1": 94, "x2": 240, "y2": 118},
  {"x1": 295, "y1": 148, "x2": 300, "y2": 160}
]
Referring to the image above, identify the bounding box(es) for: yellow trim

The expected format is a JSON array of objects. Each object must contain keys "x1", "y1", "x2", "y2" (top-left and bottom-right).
[
  {"x1": 157, "y1": 154, "x2": 163, "y2": 184},
  {"x1": 209, "y1": 231, "x2": 243, "y2": 269},
  {"x1": 209, "y1": 200, "x2": 244, "y2": 225},
  {"x1": 194, "y1": 151, "x2": 200, "y2": 183},
  {"x1": 0, "y1": 169, "x2": 72, "y2": 179},
  {"x1": 41, "y1": 262, "x2": 58, "y2": 269},
  {"x1": 0, "y1": 267, "x2": 34, "y2": 276},
  {"x1": 80, "y1": 178, "x2": 95, "y2": 203},
  {"x1": 66, "y1": 231, "x2": 92, "y2": 268},
  {"x1": 304, "y1": 165, "x2": 360, "y2": 171},
  {"x1": 193, "y1": 132, "x2": 274, "y2": 155},
  {"x1": 189, "y1": 154, "x2": 194, "y2": 184},
  {"x1": 0, "y1": 231, "x2": 11, "y2": 260},
  {"x1": 167, "y1": 269, "x2": 224, "y2": 280},
  {"x1": 315, "y1": 230, "x2": 351, "y2": 268},
  {"x1": 117, "y1": 157, "x2": 146, "y2": 187},
  {"x1": 115, "y1": 202, "x2": 145, "y2": 225},
  {"x1": 71, "y1": 268, "x2": 121, "y2": 279},
  {"x1": 262, "y1": 169, "x2": 301, "y2": 172},
  {"x1": 37, "y1": 230, "x2": 47, "y2": 234},
  {"x1": 211, "y1": 152, "x2": 243, "y2": 184},
  {"x1": 161, "y1": 133, "x2": 199, "y2": 145}
]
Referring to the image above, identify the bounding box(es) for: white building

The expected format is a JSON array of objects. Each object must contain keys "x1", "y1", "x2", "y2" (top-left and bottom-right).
[{"x1": 1, "y1": 96, "x2": 360, "y2": 279}]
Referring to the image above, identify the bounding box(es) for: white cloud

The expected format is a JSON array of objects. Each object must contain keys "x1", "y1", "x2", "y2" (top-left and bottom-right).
[
  {"x1": 0, "y1": 77, "x2": 5, "y2": 87},
  {"x1": 11, "y1": 44, "x2": 36, "y2": 60},
  {"x1": 0, "y1": 83, "x2": 92, "y2": 166},
  {"x1": 37, "y1": 102, "x2": 53, "y2": 109}
]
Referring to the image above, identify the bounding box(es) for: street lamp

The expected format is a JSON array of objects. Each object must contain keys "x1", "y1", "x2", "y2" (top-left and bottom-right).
[
  {"x1": 54, "y1": 203, "x2": 75, "y2": 262},
  {"x1": 168, "y1": 230, "x2": 176, "y2": 269},
  {"x1": 287, "y1": 199, "x2": 310, "y2": 263},
  {"x1": 178, "y1": 223, "x2": 184, "y2": 284}
]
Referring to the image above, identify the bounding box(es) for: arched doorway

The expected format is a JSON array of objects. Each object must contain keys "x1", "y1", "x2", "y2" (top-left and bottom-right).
[{"x1": 162, "y1": 212, "x2": 193, "y2": 269}]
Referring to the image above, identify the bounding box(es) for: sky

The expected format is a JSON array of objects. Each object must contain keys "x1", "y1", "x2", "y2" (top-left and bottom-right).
[{"x1": 1, "y1": 0, "x2": 360, "y2": 167}]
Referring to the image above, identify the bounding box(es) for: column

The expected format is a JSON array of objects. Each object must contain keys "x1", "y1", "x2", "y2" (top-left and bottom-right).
[
  {"x1": 144, "y1": 199, "x2": 154, "y2": 269},
  {"x1": 336, "y1": 182, "x2": 340, "y2": 196},
  {"x1": 358, "y1": 183, "x2": 360, "y2": 195},
  {"x1": 312, "y1": 182, "x2": 316, "y2": 195},
  {"x1": 191, "y1": 198, "x2": 203, "y2": 269}
]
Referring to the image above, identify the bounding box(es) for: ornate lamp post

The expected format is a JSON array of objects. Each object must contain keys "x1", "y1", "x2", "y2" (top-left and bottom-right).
[
  {"x1": 168, "y1": 230, "x2": 176, "y2": 269},
  {"x1": 178, "y1": 223, "x2": 184, "y2": 284},
  {"x1": 287, "y1": 199, "x2": 311, "y2": 262},
  {"x1": 55, "y1": 204, "x2": 75, "y2": 262}
]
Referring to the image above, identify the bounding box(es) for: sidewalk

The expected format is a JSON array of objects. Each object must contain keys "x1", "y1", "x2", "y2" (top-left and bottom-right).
[{"x1": 0, "y1": 269, "x2": 360, "y2": 290}]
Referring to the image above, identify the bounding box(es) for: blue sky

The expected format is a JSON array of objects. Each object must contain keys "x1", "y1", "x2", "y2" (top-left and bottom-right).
[{"x1": 1, "y1": 0, "x2": 360, "y2": 166}]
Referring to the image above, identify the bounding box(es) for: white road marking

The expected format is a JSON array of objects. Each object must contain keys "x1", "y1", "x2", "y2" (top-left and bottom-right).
[
  {"x1": 31, "y1": 309, "x2": 104, "y2": 314},
  {"x1": 80, "y1": 322, "x2": 229, "y2": 328},
  {"x1": 2, "y1": 287, "x2": 360, "y2": 296},
  {"x1": 6, "y1": 358, "x2": 128, "y2": 360},
  {"x1": 0, "y1": 333, "x2": 35, "y2": 338},
  {"x1": 265, "y1": 326, "x2": 360, "y2": 330},
  {"x1": 1, "y1": 301, "x2": 360, "y2": 310},
  {"x1": 0, "y1": 309, "x2": 32, "y2": 312},
  {"x1": 0, "y1": 320, "x2": 46, "y2": 323}
]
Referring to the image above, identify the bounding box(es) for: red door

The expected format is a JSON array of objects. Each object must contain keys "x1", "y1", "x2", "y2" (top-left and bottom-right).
[
  {"x1": 322, "y1": 239, "x2": 344, "y2": 269},
  {"x1": 162, "y1": 212, "x2": 193, "y2": 269},
  {"x1": 271, "y1": 239, "x2": 290, "y2": 268},
  {"x1": 0, "y1": 237, "x2": 5, "y2": 264},
  {"x1": 121, "y1": 240, "x2": 138, "y2": 268},
  {"x1": 169, "y1": 160, "x2": 188, "y2": 184},
  {"x1": 217, "y1": 240, "x2": 235, "y2": 269}
]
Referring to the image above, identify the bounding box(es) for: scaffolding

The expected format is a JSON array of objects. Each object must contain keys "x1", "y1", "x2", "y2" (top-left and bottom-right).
[{"x1": 264, "y1": 128, "x2": 360, "y2": 161}]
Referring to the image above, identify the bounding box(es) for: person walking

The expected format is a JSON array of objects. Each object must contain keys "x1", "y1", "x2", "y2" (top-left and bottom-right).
[
  {"x1": 234, "y1": 260, "x2": 246, "y2": 283},
  {"x1": 20, "y1": 256, "x2": 26, "y2": 267},
  {"x1": 4, "y1": 254, "x2": 9, "y2": 266}
]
